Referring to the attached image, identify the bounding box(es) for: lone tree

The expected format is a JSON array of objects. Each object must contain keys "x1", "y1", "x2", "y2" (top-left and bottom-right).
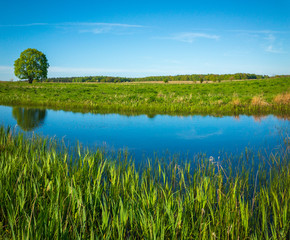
[{"x1": 14, "y1": 48, "x2": 49, "y2": 83}]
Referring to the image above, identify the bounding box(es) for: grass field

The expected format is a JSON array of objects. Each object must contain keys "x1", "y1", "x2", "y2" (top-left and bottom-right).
[
  {"x1": 0, "y1": 126, "x2": 289, "y2": 239},
  {"x1": 0, "y1": 77, "x2": 289, "y2": 115}
]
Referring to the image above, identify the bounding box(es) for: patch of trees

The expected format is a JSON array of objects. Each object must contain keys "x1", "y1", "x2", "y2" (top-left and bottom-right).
[
  {"x1": 45, "y1": 73, "x2": 269, "y2": 83},
  {"x1": 134, "y1": 73, "x2": 268, "y2": 82},
  {"x1": 273, "y1": 75, "x2": 290, "y2": 78},
  {"x1": 46, "y1": 76, "x2": 132, "y2": 83}
]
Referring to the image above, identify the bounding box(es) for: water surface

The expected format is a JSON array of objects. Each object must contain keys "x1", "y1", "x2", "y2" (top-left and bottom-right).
[{"x1": 0, "y1": 105, "x2": 288, "y2": 162}]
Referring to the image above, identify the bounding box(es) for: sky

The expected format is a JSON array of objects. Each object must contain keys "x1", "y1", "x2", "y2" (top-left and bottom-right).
[{"x1": 0, "y1": 0, "x2": 290, "y2": 80}]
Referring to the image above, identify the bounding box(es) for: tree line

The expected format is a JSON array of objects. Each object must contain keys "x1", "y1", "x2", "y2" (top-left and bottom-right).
[
  {"x1": 45, "y1": 73, "x2": 269, "y2": 83},
  {"x1": 46, "y1": 76, "x2": 132, "y2": 83}
]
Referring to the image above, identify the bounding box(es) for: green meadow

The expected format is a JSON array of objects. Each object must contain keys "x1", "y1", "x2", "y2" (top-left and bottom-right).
[
  {"x1": 0, "y1": 127, "x2": 289, "y2": 239},
  {"x1": 0, "y1": 76, "x2": 289, "y2": 115}
]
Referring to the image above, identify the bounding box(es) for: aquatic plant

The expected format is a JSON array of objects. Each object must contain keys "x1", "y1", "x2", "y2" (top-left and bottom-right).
[{"x1": 0, "y1": 126, "x2": 289, "y2": 239}]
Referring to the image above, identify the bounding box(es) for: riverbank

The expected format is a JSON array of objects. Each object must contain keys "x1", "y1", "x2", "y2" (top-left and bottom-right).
[
  {"x1": 0, "y1": 126, "x2": 289, "y2": 239},
  {"x1": 0, "y1": 77, "x2": 289, "y2": 115}
]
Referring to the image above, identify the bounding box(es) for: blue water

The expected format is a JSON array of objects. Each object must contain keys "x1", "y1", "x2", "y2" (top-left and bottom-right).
[{"x1": 0, "y1": 105, "x2": 288, "y2": 162}]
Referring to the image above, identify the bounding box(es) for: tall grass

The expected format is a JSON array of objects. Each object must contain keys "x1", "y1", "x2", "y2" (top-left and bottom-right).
[{"x1": 0, "y1": 126, "x2": 289, "y2": 239}]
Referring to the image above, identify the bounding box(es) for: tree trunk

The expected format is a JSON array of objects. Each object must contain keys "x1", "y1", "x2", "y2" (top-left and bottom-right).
[{"x1": 28, "y1": 78, "x2": 33, "y2": 84}]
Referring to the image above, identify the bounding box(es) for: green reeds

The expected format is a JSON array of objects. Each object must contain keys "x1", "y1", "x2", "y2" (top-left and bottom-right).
[{"x1": 0, "y1": 126, "x2": 289, "y2": 239}]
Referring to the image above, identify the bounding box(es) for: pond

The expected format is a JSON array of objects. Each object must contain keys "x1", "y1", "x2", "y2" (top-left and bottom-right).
[{"x1": 0, "y1": 105, "x2": 289, "y2": 162}]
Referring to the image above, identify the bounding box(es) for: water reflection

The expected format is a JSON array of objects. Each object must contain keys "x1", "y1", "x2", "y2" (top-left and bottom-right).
[
  {"x1": 146, "y1": 113, "x2": 157, "y2": 119},
  {"x1": 253, "y1": 115, "x2": 267, "y2": 123},
  {"x1": 0, "y1": 104, "x2": 287, "y2": 163},
  {"x1": 233, "y1": 115, "x2": 240, "y2": 121},
  {"x1": 12, "y1": 107, "x2": 47, "y2": 131}
]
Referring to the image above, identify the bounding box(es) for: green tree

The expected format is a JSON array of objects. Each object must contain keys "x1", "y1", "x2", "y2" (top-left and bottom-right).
[
  {"x1": 14, "y1": 48, "x2": 49, "y2": 83},
  {"x1": 199, "y1": 76, "x2": 204, "y2": 83},
  {"x1": 191, "y1": 75, "x2": 199, "y2": 83}
]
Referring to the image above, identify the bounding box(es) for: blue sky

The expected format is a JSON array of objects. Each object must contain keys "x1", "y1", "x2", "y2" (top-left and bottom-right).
[{"x1": 0, "y1": 0, "x2": 289, "y2": 80}]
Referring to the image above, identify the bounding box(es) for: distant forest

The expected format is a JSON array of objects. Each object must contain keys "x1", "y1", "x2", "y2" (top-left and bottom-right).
[{"x1": 45, "y1": 73, "x2": 278, "y2": 83}]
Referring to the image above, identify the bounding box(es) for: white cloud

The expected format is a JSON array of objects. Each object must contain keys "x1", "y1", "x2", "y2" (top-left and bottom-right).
[
  {"x1": 48, "y1": 66, "x2": 215, "y2": 78},
  {"x1": 264, "y1": 33, "x2": 276, "y2": 41},
  {"x1": 0, "y1": 22, "x2": 144, "y2": 35},
  {"x1": 0, "y1": 65, "x2": 169, "y2": 79},
  {"x1": 228, "y1": 29, "x2": 287, "y2": 34},
  {"x1": 159, "y1": 32, "x2": 220, "y2": 43},
  {"x1": 0, "y1": 66, "x2": 13, "y2": 71},
  {"x1": 0, "y1": 23, "x2": 48, "y2": 27},
  {"x1": 79, "y1": 28, "x2": 109, "y2": 34},
  {"x1": 74, "y1": 23, "x2": 144, "y2": 34},
  {"x1": 265, "y1": 45, "x2": 284, "y2": 54},
  {"x1": 49, "y1": 66, "x2": 164, "y2": 75},
  {"x1": 263, "y1": 33, "x2": 286, "y2": 54},
  {"x1": 229, "y1": 29, "x2": 287, "y2": 54},
  {"x1": 66, "y1": 22, "x2": 143, "y2": 28},
  {"x1": 0, "y1": 66, "x2": 14, "y2": 81},
  {"x1": 0, "y1": 22, "x2": 143, "y2": 28}
]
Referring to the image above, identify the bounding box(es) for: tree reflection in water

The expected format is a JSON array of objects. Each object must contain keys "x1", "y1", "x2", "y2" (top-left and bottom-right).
[{"x1": 12, "y1": 107, "x2": 47, "y2": 131}]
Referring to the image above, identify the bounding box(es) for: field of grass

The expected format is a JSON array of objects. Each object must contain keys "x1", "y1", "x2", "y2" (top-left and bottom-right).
[
  {"x1": 0, "y1": 77, "x2": 289, "y2": 115},
  {"x1": 0, "y1": 126, "x2": 289, "y2": 239}
]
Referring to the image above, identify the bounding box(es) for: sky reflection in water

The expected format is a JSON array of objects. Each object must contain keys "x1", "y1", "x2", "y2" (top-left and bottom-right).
[{"x1": 0, "y1": 105, "x2": 288, "y2": 162}]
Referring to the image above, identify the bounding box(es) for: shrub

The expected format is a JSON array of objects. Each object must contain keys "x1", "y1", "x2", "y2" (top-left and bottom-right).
[
  {"x1": 273, "y1": 92, "x2": 290, "y2": 105},
  {"x1": 251, "y1": 96, "x2": 269, "y2": 106}
]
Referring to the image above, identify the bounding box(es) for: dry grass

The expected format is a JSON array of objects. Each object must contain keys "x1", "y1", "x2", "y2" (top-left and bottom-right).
[
  {"x1": 216, "y1": 99, "x2": 223, "y2": 105},
  {"x1": 251, "y1": 96, "x2": 269, "y2": 106},
  {"x1": 174, "y1": 96, "x2": 185, "y2": 103},
  {"x1": 231, "y1": 98, "x2": 241, "y2": 106},
  {"x1": 273, "y1": 92, "x2": 290, "y2": 105}
]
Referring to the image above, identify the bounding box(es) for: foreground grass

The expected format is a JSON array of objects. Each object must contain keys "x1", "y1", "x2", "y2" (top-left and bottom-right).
[
  {"x1": 0, "y1": 77, "x2": 289, "y2": 115},
  {"x1": 0, "y1": 127, "x2": 289, "y2": 239}
]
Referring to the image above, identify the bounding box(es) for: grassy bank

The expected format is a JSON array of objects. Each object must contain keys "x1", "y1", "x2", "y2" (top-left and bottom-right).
[
  {"x1": 0, "y1": 77, "x2": 289, "y2": 115},
  {"x1": 0, "y1": 127, "x2": 289, "y2": 239}
]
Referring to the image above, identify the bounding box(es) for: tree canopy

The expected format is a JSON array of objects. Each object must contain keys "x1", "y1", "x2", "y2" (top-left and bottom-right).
[{"x1": 14, "y1": 48, "x2": 49, "y2": 83}]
